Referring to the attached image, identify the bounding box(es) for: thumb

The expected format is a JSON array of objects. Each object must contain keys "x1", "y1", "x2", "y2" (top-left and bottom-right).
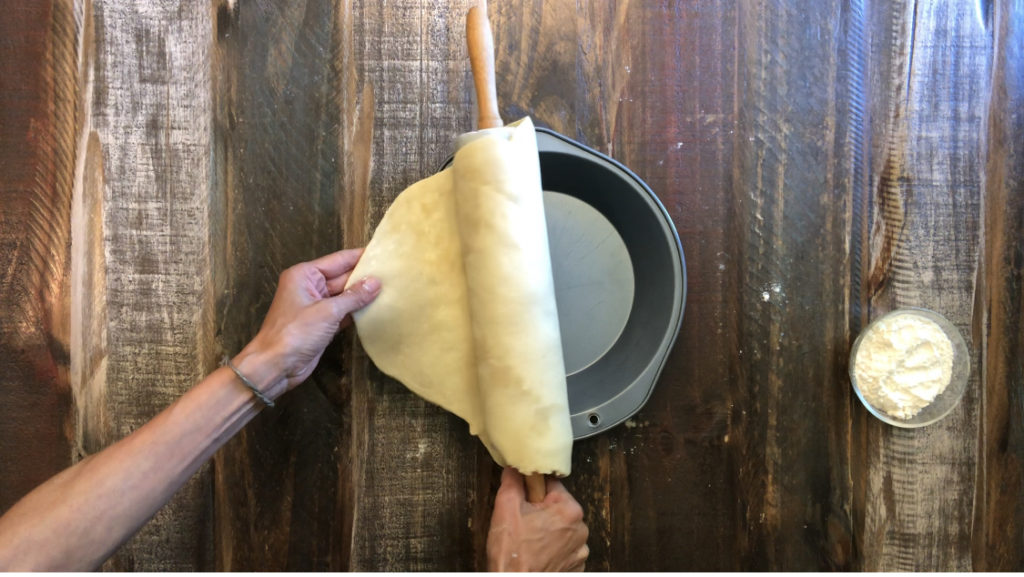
[
  {"x1": 495, "y1": 467, "x2": 527, "y2": 506},
  {"x1": 327, "y1": 276, "x2": 381, "y2": 320}
]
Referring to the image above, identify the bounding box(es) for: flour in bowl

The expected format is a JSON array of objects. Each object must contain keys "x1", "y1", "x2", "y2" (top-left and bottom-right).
[{"x1": 853, "y1": 312, "x2": 954, "y2": 420}]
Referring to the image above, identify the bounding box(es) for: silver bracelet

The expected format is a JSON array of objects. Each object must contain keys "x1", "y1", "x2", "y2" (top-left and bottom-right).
[{"x1": 222, "y1": 355, "x2": 275, "y2": 408}]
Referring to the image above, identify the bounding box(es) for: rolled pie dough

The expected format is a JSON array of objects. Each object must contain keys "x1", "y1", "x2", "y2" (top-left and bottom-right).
[{"x1": 345, "y1": 117, "x2": 572, "y2": 476}]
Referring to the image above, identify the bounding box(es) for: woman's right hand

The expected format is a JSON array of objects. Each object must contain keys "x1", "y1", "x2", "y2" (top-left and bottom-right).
[
  {"x1": 236, "y1": 248, "x2": 381, "y2": 399},
  {"x1": 486, "y1": 467, "x2": 590, "y2": 572}
]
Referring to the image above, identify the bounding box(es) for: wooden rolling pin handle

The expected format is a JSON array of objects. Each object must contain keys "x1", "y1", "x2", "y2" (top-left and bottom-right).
[
  {"x1": 466, "y1": 2, "x2": 502, "y2": 130},
  {"x1": 526, "y1": 473, "x2": 547, "y2": 504}
]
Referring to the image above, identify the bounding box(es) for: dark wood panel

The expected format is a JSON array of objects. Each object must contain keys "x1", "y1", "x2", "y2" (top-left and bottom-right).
[
  {"x1": 0, "y1": 0, "x2": 76, "y2": 513},
  {"x1": 210, "y1": 0, "x2": 349, "y2": 570},
  {"x1": 974, "y1": 0, "x2": 1024, "y2": 570},
  {"x1": 728, "y1": 0, "x2": 855, "y2": 569}
]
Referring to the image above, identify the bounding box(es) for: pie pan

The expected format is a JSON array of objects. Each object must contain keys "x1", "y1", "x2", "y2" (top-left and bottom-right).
[{"x1": 442, "y1": 127, "x2": 686, "y2": 439}]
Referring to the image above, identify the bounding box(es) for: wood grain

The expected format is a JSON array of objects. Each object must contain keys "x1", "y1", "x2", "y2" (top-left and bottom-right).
[
  {"x1": 974, "y1": 0, "x2": 1024, "y2": 570},
  {"x1": 209, "y1": 0, "x2": 348, "y2": 570},
  {"x1": 80, "y1": 0, "x2": 216, "y2": 569},
  {"x1": 1, "y1": 0, "x2": 1022, "y2": 571},
  {"x1": 334, "y1": 0, "x2": 375, "y2": 570},
  {"x1": 494, "y1": 1, "x2": 746, "y2": 570},
  {"x1": 0, "y1": 0, "x2": 77, "y2": 515},
  {"x1": 855, "y1": 1, "x2": 988, "y2": 570},
  {"x1": 340, "y1": 0, "x2": 483, "y2": 570},
  {"x1": 492, "y1": 1, "x2": 854, "y2": 570},
  {"x1": 729, "y1": 0, "x2": 855, "y2": 569}
]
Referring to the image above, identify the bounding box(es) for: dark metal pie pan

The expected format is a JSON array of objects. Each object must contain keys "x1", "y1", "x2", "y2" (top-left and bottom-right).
[{"x1": 442, "y1": 127, "x2": 686, "y2": 439}]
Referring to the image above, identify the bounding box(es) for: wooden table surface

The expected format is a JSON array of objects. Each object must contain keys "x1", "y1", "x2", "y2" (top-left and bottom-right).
[{"x1": 2, "y1": 0, "x2": 1022, "y2": 571}]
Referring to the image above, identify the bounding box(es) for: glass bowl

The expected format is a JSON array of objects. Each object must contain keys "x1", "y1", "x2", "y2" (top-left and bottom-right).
[{"x1": 848, "y1": 307, "x2": 970, "y2": 428}]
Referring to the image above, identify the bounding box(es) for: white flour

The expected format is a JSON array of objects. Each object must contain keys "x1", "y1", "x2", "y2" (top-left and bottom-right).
[{"x1": 853, "y1": 312, "x2": 954, "y2": 420}]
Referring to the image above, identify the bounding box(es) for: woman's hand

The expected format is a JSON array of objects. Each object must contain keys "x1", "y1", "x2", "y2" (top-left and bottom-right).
[
  {"x1": 487, "y1": 467, "x2": 590, "y2": 572},
  {"x1": 238, "y1": 248, "x2": 380, "y2": 397}
]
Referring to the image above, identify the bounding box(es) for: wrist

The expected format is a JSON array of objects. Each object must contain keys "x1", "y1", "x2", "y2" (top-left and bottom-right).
[{"x1": 232, "y1": 339, "x2": 289, "y2": 402}]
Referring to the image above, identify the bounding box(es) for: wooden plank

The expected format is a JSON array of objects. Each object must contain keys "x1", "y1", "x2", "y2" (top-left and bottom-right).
[
  {"x1": 334, "y1": 0, "x2": 380, "y2": 569},
  {"x1": 854, "y1": 0, "x2": 989, "y2": 570},
  {"x1": 80, "y1": 0, "x2": 216, "y2": 570},
  {"x1": 340, "y1": 0, "x2": 486, "y2": 571},
  {"x1": 209, "y1": 0, "x2": 351, "y2": 570},
  {"x1": 974, "y1": 0, "x2": 1024, "y2": 570},
  {"x1": 609, "y1": 1, "x2": 749, "y2": 569},
  {"x1": 726, "y1": 0, "x2": 856, "y2": 569},
  {"x1": 0, "y1": 0, "x2": 77, "y2": 515}
]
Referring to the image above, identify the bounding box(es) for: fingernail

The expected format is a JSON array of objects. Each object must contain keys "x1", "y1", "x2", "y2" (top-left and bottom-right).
[{"x1": 361, "y1": 276, "x2": 381, "y2": 293}]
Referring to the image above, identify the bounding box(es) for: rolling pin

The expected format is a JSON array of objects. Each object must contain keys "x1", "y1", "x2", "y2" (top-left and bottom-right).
[{"x1": 465, "y1": 0, "x2": 547, "y2": 505}]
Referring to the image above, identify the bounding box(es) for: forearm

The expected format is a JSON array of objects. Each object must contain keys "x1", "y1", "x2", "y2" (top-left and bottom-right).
[
  {"x1": 0, "y1": 249, "x2": 375, "y2": 571},
  {"x1": 0, "y1": 346, "x2": 284, "y2": 571}
]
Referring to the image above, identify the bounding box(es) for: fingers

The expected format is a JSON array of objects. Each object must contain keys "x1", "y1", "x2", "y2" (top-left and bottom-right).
[
  {"x1": 327, "y1": 276, "x2": 381, "y2": 320},
  {"x1": 308, "y1": 248, "x2": 364, "y2": 279},
  {"x1": 326, "y1": 273, "x2": 352, "y2": 296},
  {"x1": 495, "y1": 467, "x2": 526, "y2": 505},
  {"x1": 542, "y1": 478, "x2": 585, "y2": 531},
  {"x1": 487, "y1": 467, "x2": 590, "y2": 573},
  {"x1": 570, "y1": 544, "x2": 589, "y2": 572},
  {"x1": 313, "y1": 271, "x2": 330, "y2": 298},
  {"x1": 544, "y1": 477, "x2": 579, "y2": 510}
]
